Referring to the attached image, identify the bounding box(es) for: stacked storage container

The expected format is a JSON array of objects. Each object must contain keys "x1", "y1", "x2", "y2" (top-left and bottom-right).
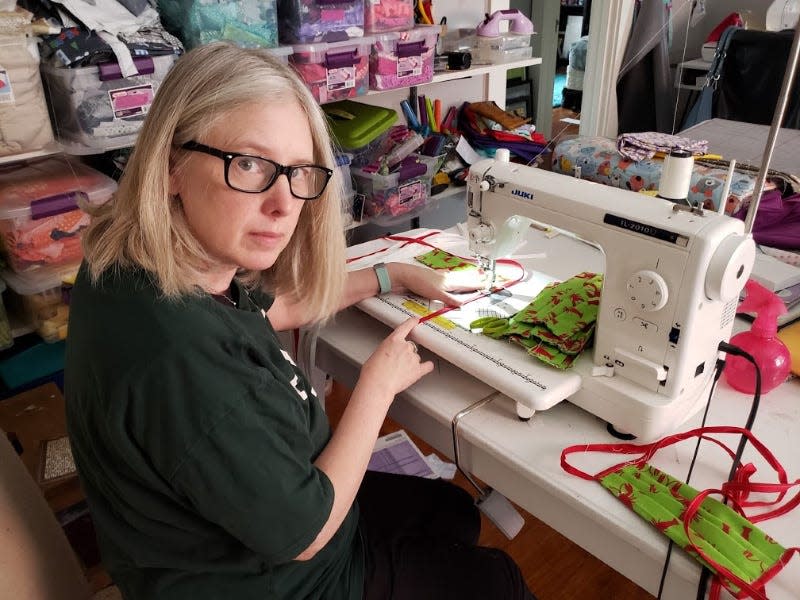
[
  {"x1": 369, "y1": 25, "x2": 439, "y2": 90},
  {"x1": 278, "y1": 0, "x2": 364, "y2": 43},
  {"x1": 157, "y1": 0, "x2": 278, "y2": 49},
  {"x1": 40, "y1": 54, "x2": 179, "y2": 153},
  {"x1": 0, "y1": 157, "x2": 116, "y2": 342},
  {"x1": 363, "y1": 0, "x2": 414, "y2": 33},
  {"x1": 351, "y1": 153, "x2": 440, "y2": 224},
  {"x1": 289, "y1": 36, "x2": 372, "y2": 103},
  {"x1": 324, "y1": 100, "x2": 397, "y2": 167}
]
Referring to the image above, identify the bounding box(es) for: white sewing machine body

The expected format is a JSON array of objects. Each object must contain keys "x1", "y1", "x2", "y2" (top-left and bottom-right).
[{"x1": 467, "y1": 156, "x2": 755, "y2": 440}]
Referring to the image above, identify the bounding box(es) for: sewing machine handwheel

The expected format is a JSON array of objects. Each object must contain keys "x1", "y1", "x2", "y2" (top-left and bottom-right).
[{"x1": 705, "y1": 235, "x2": 756, "y2": 302}]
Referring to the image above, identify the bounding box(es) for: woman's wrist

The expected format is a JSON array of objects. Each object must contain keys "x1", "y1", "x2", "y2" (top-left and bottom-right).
[{"x1": 384, "y1": 262, "x2": 405, "y2": 294}]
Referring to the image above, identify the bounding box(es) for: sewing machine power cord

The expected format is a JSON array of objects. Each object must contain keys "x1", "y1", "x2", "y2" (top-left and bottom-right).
[{"x1": 653, "y1": 342, "x2": 762, "y2": 600}]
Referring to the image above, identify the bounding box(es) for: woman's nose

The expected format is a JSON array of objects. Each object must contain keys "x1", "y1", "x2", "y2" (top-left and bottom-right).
[{"x1": 261, "y1": 173, "x2": 298, "y2": 215}]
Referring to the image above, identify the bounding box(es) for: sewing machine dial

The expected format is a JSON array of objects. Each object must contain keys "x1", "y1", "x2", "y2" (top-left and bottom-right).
[{"x1": 626, "y1": 270, "x2": 668, "y2": 312}]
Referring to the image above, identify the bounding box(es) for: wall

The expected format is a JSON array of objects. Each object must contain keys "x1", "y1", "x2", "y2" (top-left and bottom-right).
[{"x1": 669, "y1": 0, "x2": 768, "y2": 64}]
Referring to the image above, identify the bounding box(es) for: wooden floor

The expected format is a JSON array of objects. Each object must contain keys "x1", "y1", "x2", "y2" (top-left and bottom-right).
[{"x1": 326, "y1": 380, "x2": 653, "y2": 600}]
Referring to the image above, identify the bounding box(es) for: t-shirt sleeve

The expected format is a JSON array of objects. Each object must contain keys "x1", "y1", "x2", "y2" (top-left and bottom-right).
[
  {"x1": 126, "y1": 338, "x2": 333, "y2": 566},
  {"x1": 172, "y1": 402, "x2": 334, "y2": 565}
]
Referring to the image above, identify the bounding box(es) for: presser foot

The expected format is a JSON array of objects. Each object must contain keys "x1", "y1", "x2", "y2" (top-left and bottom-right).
[{"x1": 515, "y1": 403, "x2": 535, "y2": 421}]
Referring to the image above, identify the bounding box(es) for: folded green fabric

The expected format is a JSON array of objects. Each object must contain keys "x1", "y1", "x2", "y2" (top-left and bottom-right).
[{"x1": 471, "y1": 272, "x2": 603, "y2": 369}]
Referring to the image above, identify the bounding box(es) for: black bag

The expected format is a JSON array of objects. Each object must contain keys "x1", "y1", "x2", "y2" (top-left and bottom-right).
[{"x1": 681, "y1": 25, "x2": 739, "y2": 130}]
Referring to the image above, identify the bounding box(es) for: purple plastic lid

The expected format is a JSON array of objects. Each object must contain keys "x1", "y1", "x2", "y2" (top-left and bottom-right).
[
  {"x1": 98, "y1": 56, "x2": 155, "y2": 81},
  {"x1": 30, "y1": 191, "x2": 88, "y2": 220},
  {"x1": 396, "y1": 157, "x2": 426, "y2": 181},
  {"x1": 397, "y1": 40, "x2": 427, "y2": 58},
  {"x1": 325, "y1": 49, "x2": 359, "y2": 68}
]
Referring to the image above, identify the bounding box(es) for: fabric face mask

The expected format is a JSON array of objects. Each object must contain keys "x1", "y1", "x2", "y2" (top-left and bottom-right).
[{"x1": 562, "y1": 426, "x2": 800, "y2": 600}]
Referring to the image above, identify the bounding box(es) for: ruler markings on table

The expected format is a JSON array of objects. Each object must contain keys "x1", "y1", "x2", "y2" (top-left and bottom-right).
[{"x1": 377, "y1": 296, "x2": 547, "y2": 390}]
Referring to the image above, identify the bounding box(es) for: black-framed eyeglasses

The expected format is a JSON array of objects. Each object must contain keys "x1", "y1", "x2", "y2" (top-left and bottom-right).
[{"x1": 181, "y1": 141, "x2": 333, "y2": 200}]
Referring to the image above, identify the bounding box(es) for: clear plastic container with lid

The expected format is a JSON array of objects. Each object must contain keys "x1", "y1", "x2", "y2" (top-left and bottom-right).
[
  {"x1": 369, "y1": 25, "x2": 439, "y2": 90},
  {"x1": 351, "y1": 153, "x2": 441, "y2": 224},
  {"x1": 278, "y1": 0, "x2": 365, "y2": 44},
  {"x1": 2, "y1": 263, "x2": 78, "y2": 343},
  {"x1": 0, "y1": 157, "x2": 117, "y2": 273},
  {"x1": 290, "y1": 37, "x2": 373, "y2": 103},
  {"x1": 157, "y1": 0, "x2": 278, "y2": 50},
  {"x1": 364, "y1": 0, "x2": 414, "y2": 33},
  {"x1": 40, "y1": 53, "x2": 179, "y2": 153}
]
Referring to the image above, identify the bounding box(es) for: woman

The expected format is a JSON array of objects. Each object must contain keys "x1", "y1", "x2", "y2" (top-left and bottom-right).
[{"x1": 65, "y1": 42, "x2": 536, "y2": 600}]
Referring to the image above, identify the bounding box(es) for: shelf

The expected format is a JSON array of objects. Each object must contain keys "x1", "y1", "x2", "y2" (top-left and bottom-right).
[
  {"x1": 364, "y1": 57, "x2": 542, "y2": 95},
  {"x1": 0, "y1": 144, "x2": 61, "y2": 166}
]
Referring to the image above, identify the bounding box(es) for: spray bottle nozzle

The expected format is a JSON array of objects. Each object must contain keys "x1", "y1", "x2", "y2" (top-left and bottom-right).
[{"x1": 737, "y1": 279, "x2": 787, "y2": 338}]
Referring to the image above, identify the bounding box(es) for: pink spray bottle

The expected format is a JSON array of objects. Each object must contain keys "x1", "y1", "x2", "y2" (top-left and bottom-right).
[{"x1": 724, "y1": 279, "x2": 791, "y2": 394}]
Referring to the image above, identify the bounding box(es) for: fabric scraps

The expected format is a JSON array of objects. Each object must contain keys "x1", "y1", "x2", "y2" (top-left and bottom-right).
[{"x1": 617, "y1": 131, "x2": 709, "y2": 161}]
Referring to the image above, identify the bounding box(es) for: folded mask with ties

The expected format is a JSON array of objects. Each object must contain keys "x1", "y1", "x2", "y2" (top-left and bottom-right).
[{"x1": 562, "y1": 426, "x2": 800, "y2": 599}]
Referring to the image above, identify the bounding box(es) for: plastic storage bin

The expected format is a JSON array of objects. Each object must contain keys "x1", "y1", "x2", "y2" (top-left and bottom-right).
[
  {"x1": 473, "y1": 33, "x2": 533, "y2": 64},
  {"x1": 2, "y1": 263, "x2": 77, "y2": 343},
  {"x1": 369, "y1": 26, "x2": 439, "y2": 90},
  {"x1": 158, "y1": 0, "x2": 278, "y2": 49},
  {"x1": 266, "y1": 45, "x2": 293, "y2": 64},
  {"x1": 40, "y1": 53, "x2": 179, "y2": 152},
  {"x1": 278, "y1": 0, "x2": 364, "y2": 43},
  {"x1": 364, "y1": 0, "x2": 414, "y2": 33},
  {"x1": 290, "y1": 37, "x2": 372, "y2": 103},
  {"x1": 0, "y1": 157, "x2": 117, "y2": 273},
  {"x1": 324, "y1": 100, "x2": 397, "y2": 166},
  {"x1": 352, "y1": 153, "x2": 439, "y2": 223},
  {"x1": 334, "y1": 153, "x2": 355, "y2": 226},
  {"x1": 0, "y1": 34, "x2": 54, "y2": 157}
]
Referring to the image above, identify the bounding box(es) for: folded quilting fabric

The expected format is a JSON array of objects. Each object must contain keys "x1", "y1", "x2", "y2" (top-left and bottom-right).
[
  {"x1": 474, "y1": 272, "x2": 603, "y2": 369},
  {"x1": 617, "y1": 132, "x2": 709, "y2": 161}
]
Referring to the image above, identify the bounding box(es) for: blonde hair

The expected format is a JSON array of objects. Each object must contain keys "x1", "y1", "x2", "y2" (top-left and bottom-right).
[{"x1": 83, "y1": 42, "x2": 346, "y2": 323}]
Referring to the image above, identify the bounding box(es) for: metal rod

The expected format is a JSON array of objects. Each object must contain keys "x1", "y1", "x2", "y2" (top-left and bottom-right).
[
  {"x1": 744, "y1": 19, "x2": 800, "y2": 233},
  {"x1": 450, "y1": 393, "x2": 498, "y2": 497}
]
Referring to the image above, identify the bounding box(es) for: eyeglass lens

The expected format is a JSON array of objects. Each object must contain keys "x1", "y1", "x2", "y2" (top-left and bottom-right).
[{"x1": 229, "y1": 156, "x2": 328, "y2": 199}]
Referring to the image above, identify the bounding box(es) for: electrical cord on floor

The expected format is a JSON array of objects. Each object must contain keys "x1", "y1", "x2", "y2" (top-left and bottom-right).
[
  {"x1": 656, "y1": 356, "x2": 726, "y2": 599},
  {"x1": 693, "y1": 341, "x2": 762, "y2": 600}
]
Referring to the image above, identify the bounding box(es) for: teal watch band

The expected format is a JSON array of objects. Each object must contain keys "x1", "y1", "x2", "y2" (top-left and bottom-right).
[{"x1": 373, "y1": 262, "x2": 391, "y2": 295}]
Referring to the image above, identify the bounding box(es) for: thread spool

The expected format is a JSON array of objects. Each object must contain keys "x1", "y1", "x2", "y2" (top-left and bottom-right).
[{"x1": 658, "y1": 149, "x2": 694, "y2": 203}]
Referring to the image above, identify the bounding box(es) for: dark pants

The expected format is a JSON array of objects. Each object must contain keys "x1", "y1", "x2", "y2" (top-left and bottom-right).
[{"x1": 357, "y1": 470, "x2": 537, "y2": 600}]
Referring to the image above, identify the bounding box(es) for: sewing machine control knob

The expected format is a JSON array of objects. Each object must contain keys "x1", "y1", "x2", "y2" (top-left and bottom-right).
[{"x1": 626, "y1": 270, "x2": 668, "y2": 312}]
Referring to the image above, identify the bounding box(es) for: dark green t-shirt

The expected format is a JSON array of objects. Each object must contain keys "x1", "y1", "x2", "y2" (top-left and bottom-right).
[{"x1": 65, "y1": 265, "x2": 363, "y2": 599}]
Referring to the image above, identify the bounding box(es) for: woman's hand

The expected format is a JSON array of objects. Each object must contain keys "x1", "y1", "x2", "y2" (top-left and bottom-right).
[
  {"x1": 359, "y1": 317, "x2": 432, "y2": 400},
  {"x1": 387, "y1": 262, "x2": 486, "y2": 307}
]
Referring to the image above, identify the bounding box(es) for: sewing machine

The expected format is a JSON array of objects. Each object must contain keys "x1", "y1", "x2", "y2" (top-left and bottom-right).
[{"x1": 466, "y1": 153, "x2": 756, "y2": 440}]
